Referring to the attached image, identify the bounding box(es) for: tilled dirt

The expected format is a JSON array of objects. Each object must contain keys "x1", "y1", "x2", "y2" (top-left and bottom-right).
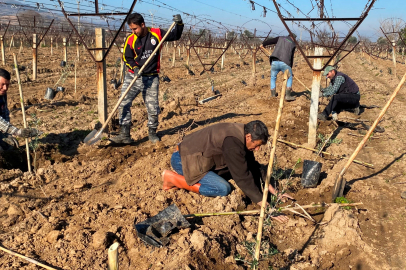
[{"x1": 0, "y1": 44, "x2": 405, "y2": 269}]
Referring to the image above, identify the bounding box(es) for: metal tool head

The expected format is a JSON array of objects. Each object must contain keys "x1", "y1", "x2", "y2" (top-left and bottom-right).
[
  {"x1": 134, "y1": 204, "x2": 190, "y2": 247},
  {"x1": 83, "y1": 129, "x2": 101, "y2": 145}
]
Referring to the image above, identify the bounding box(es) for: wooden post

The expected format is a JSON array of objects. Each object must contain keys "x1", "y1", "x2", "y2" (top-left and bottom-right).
[
  {"x1": 308, "y1": 47, "x2": 324, "y2": 147},
  {"x1": 8, "y1": 35, "x2": 14, "y2": 51},
  {"x1": 13, "y1": 54, "x2": 31, "y2": 173},
  {"x1": 120, "y1": 45, "x2": 124, "y2": 83},
  {"x1": 32, "y1": 34, "x2": 37, "y2": 80},
  {"x1": 172, "y1": 41, "x2": 176, "y2": 67},
  {"x1": 0, "y1": 36, "x2": 5, "y2": 66},
  {"x1": 108, "y1": 243, "x2": 119, "y2": 270},
  {"x1": 95, "y1": 28, "x2": 107, "y2": 124},
  {"x1": 50, "y1": 37, "x2": 53, "y2": 55},
  {"x1": 392, "y1": 40, "x2": 397, "y2": 76},
  {"x1": 76, "y1": 40, "x2": 80, "y2": 60},
  {"x1": 63, "y1": 38, "x2": 67, "y2": 62},
  {"x1": 254, "y1": 70, "x2": 290, "y2": 264}
]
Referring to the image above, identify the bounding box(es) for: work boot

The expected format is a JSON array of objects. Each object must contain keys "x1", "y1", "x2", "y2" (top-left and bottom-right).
[
  {"x1": 285, "y1": 87, "x2": 296, "y2": 101},
  {"x1": 270, "y1": 89, "x2": 277, "y2": 97},
  {"x1": 353, "y1": 106, "x2": 360, "y2": 115},
  {"x1": 110, "y1": 125, "x2": 132, "y2": 144},
  {"x1": 162, "y1": 170, "x2": 201, "y2": 194},
  {"x1": 317, "y1": 112, "x2": 328, "y2": 121},
  {"x1": 148, "y1": 127, "x2": 160, "y2": 143}
]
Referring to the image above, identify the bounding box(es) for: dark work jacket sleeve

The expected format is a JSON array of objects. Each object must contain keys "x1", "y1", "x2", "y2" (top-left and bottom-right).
[
  {"x1": 160, "y1": 23, "x2": 184, "y2": 42},
  {"x1": 262, "y1": 37, "x2": 279, "y2": 47},
  {"x1": 123, "y1": 39, "x2": 137, "y2": 70},
  {"x1": 222, "y1": 136, "x2": 263, "y2": 203}
]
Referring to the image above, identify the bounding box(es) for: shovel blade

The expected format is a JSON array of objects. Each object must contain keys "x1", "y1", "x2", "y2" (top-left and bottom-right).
[{"x1": 83, "y1": 129, "x2": 101, "y2": 145}]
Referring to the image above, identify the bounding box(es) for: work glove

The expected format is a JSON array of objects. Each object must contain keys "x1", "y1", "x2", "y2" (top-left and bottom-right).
[
  {"x1": 2, "y1": 135, "x2": 19, "y2": 148},
  {"x1": 319, "y1": 90, "x2": 324, "y2": 97},
  {"x1": 173, "y1": 14, "x2": 182, "y2": 24},
  {"x1": 132, "y1": 66, "x2": 140, "y2": 75},
  {"x1": 13, "y1": 128, "x2": 43, "y2": 138}
]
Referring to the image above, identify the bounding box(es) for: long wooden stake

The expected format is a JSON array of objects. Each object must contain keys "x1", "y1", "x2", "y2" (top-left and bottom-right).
[
  {"x1": 0, "y1": 245, "x2": 57, "y2": 270},
  {"x1": 108, "y1": 242, "x2": 119, "y2": 270},
  {"x1": 183, "y1": 202, "x2": 363, "y2": 217},
  {"x1": 278, "y1": 139, "x2": 373, "y2": 167},
  {"x1": 13, "y1": 54, "x2": 31, "y2": 173},
  {"x1": 254, "y1": 69, "x2": 289, "y2": 264},
  {"x1": 332, "y1": 69, "x2": 406, "y2": 201}
]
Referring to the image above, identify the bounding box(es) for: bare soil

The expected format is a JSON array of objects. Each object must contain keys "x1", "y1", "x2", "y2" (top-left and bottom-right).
[{"x1": 0, "y1": 43, "x2": 405, "y2": 270}]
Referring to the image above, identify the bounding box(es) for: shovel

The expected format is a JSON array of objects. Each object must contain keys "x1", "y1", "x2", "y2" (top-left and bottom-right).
[{"x1": 84, "y1": 21, "x2": 177, "y2": 145}]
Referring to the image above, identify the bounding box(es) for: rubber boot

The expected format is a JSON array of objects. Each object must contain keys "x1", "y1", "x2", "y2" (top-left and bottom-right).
[
  {"x1": 270, "y1": 89, "x2": 277, "y2": 97},
  {"x1": 110, "y1": 125, "x2": 132, "y2": 144},
  {"x1": 162, "y1": 170, "x2": 200, "y2": 194},
  {"x1": 285, "y1": 87, "x2": 296, "y2": 101},
  {"x1": 148, "y1": 127, "x2": 160, "y2": 143}
]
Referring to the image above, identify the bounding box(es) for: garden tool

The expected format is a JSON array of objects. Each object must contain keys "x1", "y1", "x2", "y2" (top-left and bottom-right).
[{"x1": 84, "y1": 21, "x2": 176, "y2": 145}]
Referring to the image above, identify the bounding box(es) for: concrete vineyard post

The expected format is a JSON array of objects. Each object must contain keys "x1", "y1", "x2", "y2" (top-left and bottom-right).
[
  {"x1": 186, "y1": 40, "x2": 190, "y2": 74},
  {"x1": 221, "y1": 41, "x2": 226, "y2": 70},
  {"x1": 51, "y1": 37, "x2": 53, "y2": 55},
  {"x1": 0, "y1": 36, "x2": 5, "y2": 66},
  {"x1": 32, "y1": 34, "x2": 37, "y2": 80},
  {"x1": 63, "y1": 38, "x2": 67, "y2": 62},
  {"x1": 172, "y1": 41, "x2": 176, "y2": 67},
  {"x1": 95, "y1": 28, "x2": 107, "y2": 124},
  {"x1": 252, "y1": 48, "x2": 256, "y2": 85},
  {"x1": 308, "y1": 47, "x2": 324, "y2": 147},
  {"x1": 76, "y1": 40, "x2": 80, "y2": 60},
  {"x1": 392, "y1": 40, "x2": 396, "y2": 77}
]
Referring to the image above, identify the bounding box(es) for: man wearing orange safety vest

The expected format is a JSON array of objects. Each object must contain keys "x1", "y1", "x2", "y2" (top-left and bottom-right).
[{"x1": 111, "y1": 13, "x2": 184, "y2": 144}]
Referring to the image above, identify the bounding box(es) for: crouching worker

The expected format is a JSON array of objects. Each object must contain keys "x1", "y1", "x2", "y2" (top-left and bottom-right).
[
  {"x1": 0, "y1": 68, "x2": 42, "y2": 152},
  {"x1": 318, "y1": 66, "x2": 360, "y2": 121},
  {"x1": 162, "y1": 120, "x2": 293, "y2": 222}
]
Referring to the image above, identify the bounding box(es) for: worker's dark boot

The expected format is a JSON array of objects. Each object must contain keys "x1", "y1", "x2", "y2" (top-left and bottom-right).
[
  {"x1": 162, "y1": 170, "x2": 201, "y2": 194},
  {"x1": 110, "y1": 125, "x2": 132, "y2": 144},
  {"x1": 317, "y1": 112, "x2": 328, "y2": 121},
  {"x1": 354, "y1": 106, "x2": 360, "y2": 115},
  {"x1": 270, "y1": 89, "x2": 277, "y2": 97},
  {"x1": 285, "y1": 87, "x2": 296, "y2": 101},
  {"x1": 148, "y1": 127, "x2": 160, "y2": 143}
]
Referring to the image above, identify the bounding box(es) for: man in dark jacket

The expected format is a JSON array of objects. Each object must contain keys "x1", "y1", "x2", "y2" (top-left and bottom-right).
[
  {"x1": 110, "y1": 13, "x2": 184, "y2": 144},
  {"x1": 162, "y1": 120, "x2": 293, "y2": 222},
  {"x1": 260, "y1": 35, "x2": 296, "y2": 101},
  {"x1": 318, "y1": 66, "x2": 360, "y2": 121},
  {"x1": 0, "y1": 69, "x2": 41, "y2": 152}
]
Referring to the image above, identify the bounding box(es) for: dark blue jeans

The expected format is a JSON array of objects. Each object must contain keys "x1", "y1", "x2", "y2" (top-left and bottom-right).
[{"x1": 170, "y1": 151, "x2": 232, "y2": 197}]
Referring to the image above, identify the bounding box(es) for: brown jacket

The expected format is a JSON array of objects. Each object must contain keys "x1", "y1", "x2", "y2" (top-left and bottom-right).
[{"x1": 179, "y1": 123, "x2": 245, "y2": 185}]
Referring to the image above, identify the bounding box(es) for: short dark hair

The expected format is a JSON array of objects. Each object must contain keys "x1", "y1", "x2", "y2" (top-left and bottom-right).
[
  {"x1": 127, "y1": 13, "x2": 144, "y2": 26},
  {"x1": 244, "y1": 120, "x2": 269, "y2": 144},
  {"x1": 0, "y1": 68, "x2": 10, "y2": 80}
]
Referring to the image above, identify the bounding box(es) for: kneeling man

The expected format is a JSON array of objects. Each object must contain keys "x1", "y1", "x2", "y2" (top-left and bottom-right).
[
  {"x1": 318, "y1": 66, "x2": 360, "y2": 121},
  {"x1": 162, "y1": 121, "x2": 292, "y2": 212}
]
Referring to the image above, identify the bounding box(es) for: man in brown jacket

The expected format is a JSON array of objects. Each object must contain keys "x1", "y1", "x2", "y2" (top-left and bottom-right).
[{"x1": 162, "y1": 120, "x2": 292, "y2": 221}]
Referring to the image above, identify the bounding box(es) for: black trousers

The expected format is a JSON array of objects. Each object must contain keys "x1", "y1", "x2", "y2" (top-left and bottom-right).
[{"x1": 323, "y1": 93, "x2": 360, "y2": 116}]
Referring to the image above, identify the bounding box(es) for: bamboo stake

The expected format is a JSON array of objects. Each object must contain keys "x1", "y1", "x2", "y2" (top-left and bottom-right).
[
  {"x1": 13, "y1": 54, "x2": 31, "y2": 173},
  {"x1": 183, "y1": 203, "x2": 363, "y2": 217},
  {"x1": 332, "y1": 69, "x2": 406, "y2": 201},
  {"x1": 278, "y1": 139, "x2": 373, "y2": 167},
  {"x1": 108, "y1": 242, "x2": 119, "y2": 270},
  {"x1": 0, "y1": 245, "x2": 57, "y2": 270},
  {"x1": 254, "y1": 69, "x2": 290, "y2": 264}
]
